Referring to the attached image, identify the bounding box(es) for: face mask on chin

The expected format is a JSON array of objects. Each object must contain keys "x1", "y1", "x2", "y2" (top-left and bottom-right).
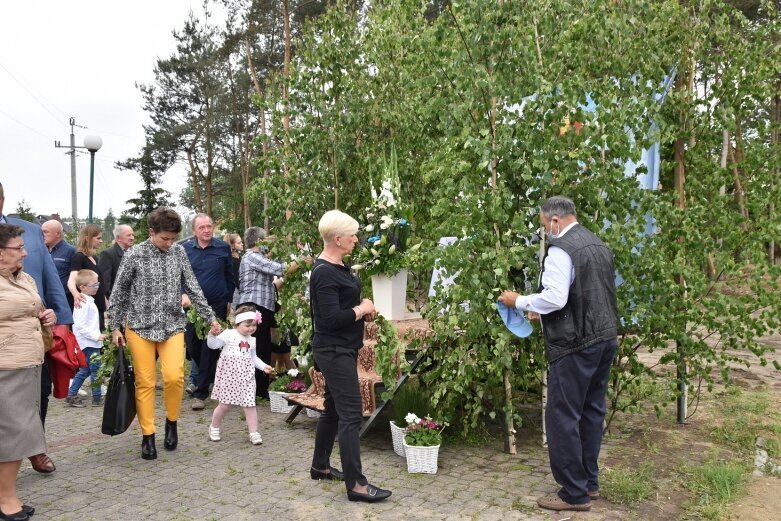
[{"x1": 545, "y1": 221, "x2": 561, "y2": 240}]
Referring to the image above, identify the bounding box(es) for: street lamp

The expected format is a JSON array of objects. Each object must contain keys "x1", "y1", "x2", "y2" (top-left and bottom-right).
[{"x1": 83, "y1": 135, "x2": 103, "y2": 223}]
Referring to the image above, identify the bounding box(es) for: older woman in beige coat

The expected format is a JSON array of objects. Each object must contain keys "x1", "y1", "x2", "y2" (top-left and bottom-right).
[{"x1": 0, "y1": 223, "x2": 55, "y2": 521}]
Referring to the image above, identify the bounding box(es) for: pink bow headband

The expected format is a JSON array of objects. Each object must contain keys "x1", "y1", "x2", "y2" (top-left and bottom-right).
[{"x1": 235, "y1": 311, "x2": 262, "y2": 324}]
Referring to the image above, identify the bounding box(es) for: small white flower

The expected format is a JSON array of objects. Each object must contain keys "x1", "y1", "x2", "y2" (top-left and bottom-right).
[
  {"x1": 405, "y1": 413, "x2": 419, "y2": 424},
  {"x1": 381, "y1": 215, "x2": 394, "y2": 225},
  {"x1": 370, "y1": 248, "x2": 379, "y2": 256},
  {"x1": 365, "y1": 224, "x2": 375, "y2": 232},
  {"x1": 388, "y1": 244, "x2": 396, "y2": 254},
  {"x1": 351, "y1": 264, "x2": 364, "y2": 271},
  {"x1": 287, "y1": 369, "x2": 300, "y2": 378},
  {"x1": 379, "y1": 222, "x2": 390, "y2": 230}
]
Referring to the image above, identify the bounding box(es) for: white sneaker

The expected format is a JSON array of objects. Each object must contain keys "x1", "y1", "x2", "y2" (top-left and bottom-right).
[
  {"x1": 249, "y1": 432, "x2": 262, "y2": 445},
  {"x1": 209, "y1": 424, "x2": 221, "y2": 442}
]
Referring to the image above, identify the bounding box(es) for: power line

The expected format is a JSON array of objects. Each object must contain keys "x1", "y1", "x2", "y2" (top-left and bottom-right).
[
  {"x1": 87, "y1": 127, "x2": 142, "y2": 140},
  {"x1": 0, "y1": 108, "x2": 52, "y2": 140},
  {"x1": 0, "y1": 61, "x2": 69, "y2": 126}
]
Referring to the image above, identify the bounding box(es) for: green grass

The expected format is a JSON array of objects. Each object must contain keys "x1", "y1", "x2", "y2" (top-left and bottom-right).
[
  {"x1": 709, "y1": 386, "x2": 781, "y2": 458},
  {"x1": 600, "y1": 462, "x2": 655, "y2": 505},
  {"x1": 681, "y1": 458, "x2": 750, "y2": 520}
]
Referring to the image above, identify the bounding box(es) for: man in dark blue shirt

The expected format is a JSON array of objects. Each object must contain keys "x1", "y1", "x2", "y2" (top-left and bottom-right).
[
  {"x1": 182, "y1": 213, "x2": 234, "y2": 410},
  {"x1": 42, "y1": 219, "x2": 76, "y2": 309}
]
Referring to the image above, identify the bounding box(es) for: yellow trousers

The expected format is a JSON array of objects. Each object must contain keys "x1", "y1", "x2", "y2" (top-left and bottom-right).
[{"x1": 126, "y1": 328, "x2": 185, "y2": 435}]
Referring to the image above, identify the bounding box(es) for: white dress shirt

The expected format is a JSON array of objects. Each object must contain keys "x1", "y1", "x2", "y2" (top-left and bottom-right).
[
  {"x1": 515, "y1": 222, "x2": 578, "y2": 314},
  {"x1": 73, "y1": 294, "x2": 103, "y2": 349}
]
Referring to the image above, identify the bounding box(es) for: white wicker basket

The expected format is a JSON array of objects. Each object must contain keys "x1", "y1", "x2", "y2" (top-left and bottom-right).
[
  {"x1": 305, "y1": 408, "x2": 321, "y2": 419},
  {"x1": 390, "y1": 421, "x2": 406, "y2": 457},
  {"x1": 268, "y1": 391, "x2": 294, "y2": 413},
  {"x1": 403, "y1": 440, "x2": 439, "y2": 474}
]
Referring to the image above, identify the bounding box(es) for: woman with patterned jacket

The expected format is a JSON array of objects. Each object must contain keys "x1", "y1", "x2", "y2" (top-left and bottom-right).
[{"x1": 108, "y1": 208, "x2": 221, "y2": 461}]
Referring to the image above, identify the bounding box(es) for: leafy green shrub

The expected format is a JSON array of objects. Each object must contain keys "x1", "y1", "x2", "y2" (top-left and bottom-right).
[
  {"x1": 600, "y1": 463, "x2": 655, "y2": 505},
  {"x1": 392, "y1": 379, "x2": 430, "y2": 427}
]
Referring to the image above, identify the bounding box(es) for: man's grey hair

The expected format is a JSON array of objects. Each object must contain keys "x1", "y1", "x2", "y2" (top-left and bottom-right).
[
  {"x1": 244, "y1": 227, "x2": 268, "y2": 249},
  {"x1": 192, "y1": 213, "x2": 212, "y2": 229},
  {"x1": 541, "y1": 196, "x2": 577, "y2": 219},
  {"x1": 113, "y1": 224, "x2": 130, "y2": 239}
]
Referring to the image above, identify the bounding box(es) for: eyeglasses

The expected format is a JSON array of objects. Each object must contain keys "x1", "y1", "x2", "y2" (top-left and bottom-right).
[
  {"x1": 85, "y1": 282, "x2": 101, "y2": 288},
  {"x1": 0, "y1": 245, "x2": 25, "y2": 251}
]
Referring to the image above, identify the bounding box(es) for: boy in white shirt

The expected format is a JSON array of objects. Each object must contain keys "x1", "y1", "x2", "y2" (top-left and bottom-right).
[{"x1": 64, "y1": 270, "x2": 106, "y2": 407}]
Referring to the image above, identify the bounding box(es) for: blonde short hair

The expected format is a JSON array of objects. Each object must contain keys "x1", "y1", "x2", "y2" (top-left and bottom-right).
[
  {"x1": 318, "y1": 210, "x2": 359, "y2": 245},
  {"x1": 75, "y1": 269, "x2": 98, "y2": 288}
]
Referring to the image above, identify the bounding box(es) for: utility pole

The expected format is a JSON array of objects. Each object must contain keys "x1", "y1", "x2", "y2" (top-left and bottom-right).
[
  {"x1": 55, "y1": 117, "x2": 93, "y2": 230},
  {"x1": 54, "y1": 117, "x2": 80, "y2": 228}
]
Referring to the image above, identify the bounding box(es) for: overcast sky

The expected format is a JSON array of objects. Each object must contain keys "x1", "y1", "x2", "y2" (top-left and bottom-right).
[{"x1": 0, "y1": 1, "x2": 219, "y2": 221}]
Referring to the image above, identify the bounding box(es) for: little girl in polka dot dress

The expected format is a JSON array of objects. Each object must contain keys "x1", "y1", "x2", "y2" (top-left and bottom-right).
[{"x1": 206, "y1": 305, "x2": 272, "y2": 445}]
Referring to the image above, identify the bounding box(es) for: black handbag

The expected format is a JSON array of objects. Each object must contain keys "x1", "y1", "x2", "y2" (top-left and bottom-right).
[{"x1": 101, "y1": 346, "x2": 137, "y2": 436}]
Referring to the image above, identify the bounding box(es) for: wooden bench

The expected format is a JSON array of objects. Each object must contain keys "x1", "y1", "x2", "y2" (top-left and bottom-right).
[{"x1": 285, "y1": 323, "x2": 383, "y2": 421}]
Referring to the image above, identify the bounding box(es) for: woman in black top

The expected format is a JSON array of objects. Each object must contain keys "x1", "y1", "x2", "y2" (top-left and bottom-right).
[
  {"x1": 309, "y1": 210, "x2": 391, "y2": 503},
  {"x1": 67, "y1": 224, "x2": 107, "y2": 330},
  {"x1": 224, "y1": 232, "x2": 243, "y2": 306}
]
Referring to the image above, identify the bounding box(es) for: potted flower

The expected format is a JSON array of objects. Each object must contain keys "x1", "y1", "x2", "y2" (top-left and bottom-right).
[
  {"x1": 402, "y1": 413, "x2": 446, "y2": 474},
  {"x1": 268, "y1": 368, "x2": 303, "y2": 413},
  {"x1": 352, "y1": 147, "x2": 420, "y2": 320},
  {"x1": 389, "y1": 379, "x2": 429, "y2": 457}
]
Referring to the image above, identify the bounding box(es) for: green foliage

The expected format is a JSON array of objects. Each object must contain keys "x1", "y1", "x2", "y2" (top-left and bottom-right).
[
  {"x1": 681, "y1": 458, "x2": 751, "y2": 520},
  {"x1": 709, "y1": 386, "x2": 781, "y2": 458},
  {"x1": 13, "y1": 199, "x2": 35, "y2": 222},
  {"x1": 391, "y1": 379, "x2": 430, "y2": 427},
  {"x1": 116, "y1": 144, "x2": 172, "y2": 240},
  {"x1": 186, "y1": 307, "x2": 211, "y2": 341},
  {"x1": 132, "y1": 0, "x2": 781, "y2": 438},
  {"x1": 373, "y1": 316, "x2": 409, "y2": 396},
  {"x1": 600, "y1": 462, "x2": 655, "y2": 505},
  {"x1": 93, "y1": 336, "x2": 133, "y2": 387}
]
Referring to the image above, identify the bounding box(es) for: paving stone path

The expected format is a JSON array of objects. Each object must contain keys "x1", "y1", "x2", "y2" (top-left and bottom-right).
[{"x1": 19, "y1": 387, "x2": 631, "y2": 520}]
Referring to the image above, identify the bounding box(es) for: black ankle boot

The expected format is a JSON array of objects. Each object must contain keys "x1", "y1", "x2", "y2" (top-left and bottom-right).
[
  {"x1": 164, "y1": 419, "x2": 178, "y2": 451},
  {"x1": 141, "y1": 434, "x2": 157, "y2": 460}
]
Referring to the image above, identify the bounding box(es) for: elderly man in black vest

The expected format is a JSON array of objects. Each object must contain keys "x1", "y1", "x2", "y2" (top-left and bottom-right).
[
  {"x1": 500, "y1": 196, "x2": 618, "y2": 513},
  {"x1": 98, "y1": 224, "x2": 135, "y2": 299}
]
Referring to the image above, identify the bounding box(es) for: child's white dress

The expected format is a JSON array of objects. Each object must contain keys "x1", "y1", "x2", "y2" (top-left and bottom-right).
[{"x1": 207, "y1": 329, "x2": 270, "y2": 407}]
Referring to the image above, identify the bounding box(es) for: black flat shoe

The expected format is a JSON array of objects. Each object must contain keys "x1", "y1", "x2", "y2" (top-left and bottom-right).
[
  {"x1": 141, "y1": 434, "x2": 157, "y2": 460},
  {"x1": 164, "y1": 419, "x2": 178, "y2": 450},
  {"x1": 347, "y1": 484, "x2": 392, "y2": 503},
  {"x1": 0, "y1": 507, "x2": 29, "y2": 520},
  {"x1": 310, "y1": 466, "x2": 344, "y2": 481},
  {"x1": 21, "y1": 505, "x2": 34, "y2": 517}
]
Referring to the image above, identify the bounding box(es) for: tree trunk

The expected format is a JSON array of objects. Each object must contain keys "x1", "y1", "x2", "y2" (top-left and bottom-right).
[
  {"x1": 729, "y1": 117, "x2": 749, "y2": 227},
  {"x1": 282, "y1": 0, "x2": 292, "y2": 223},
  {"x1": 674, "y1": 68, "x2": 688, "y2": 424},
  {"x1": 187, "y1": 138, "x2": 204, "y2": 213},
  {"x1": 770, "y1": 80, "x2": 780, "y2": 263}
]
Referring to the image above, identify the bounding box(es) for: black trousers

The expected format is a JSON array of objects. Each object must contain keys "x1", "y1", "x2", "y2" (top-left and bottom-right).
[
  {"x1": 546, "y1": 338, "x2": 617, "y2": 504},
  {"x1": 311, "y1": 345, "x2": 368, "y2": 491},
  {"x1": 185, "y1": 301, "x2": 228, "y2": 400},
  {"x1": 39, "y1": 354, "x2": 52, "y2": 427}
]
